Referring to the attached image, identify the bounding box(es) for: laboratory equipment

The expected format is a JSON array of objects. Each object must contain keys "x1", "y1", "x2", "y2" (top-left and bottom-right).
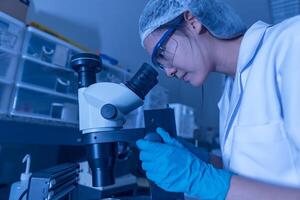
[
  {"x1": 27, "y1": 163, "x2": 80, "y2": 200},
  {"x1": 7, "y1": 52, "x2": 185, "y2": 200},
  {"x1": 71, "y1": 53, "x2": 184, "y2": 199},
  {"x1": 71, "y1": 53, "x2": 158, "y2": 187},
  {"x1": 9, "y1": 154, "x2": 32, "y2": 200}
]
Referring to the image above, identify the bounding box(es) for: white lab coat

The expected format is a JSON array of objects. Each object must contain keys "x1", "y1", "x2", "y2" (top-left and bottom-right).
[{"x1": 218, "y1": 16, "x2": 300, "y2": 187}]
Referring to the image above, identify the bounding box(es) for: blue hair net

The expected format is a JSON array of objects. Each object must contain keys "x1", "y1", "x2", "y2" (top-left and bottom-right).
[{"x1": 139, "y1": 0, "x2": 247, "y2": 46}]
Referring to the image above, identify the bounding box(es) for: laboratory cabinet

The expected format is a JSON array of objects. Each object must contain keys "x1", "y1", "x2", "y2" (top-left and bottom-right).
[
  {"x1": 16, "y1": 55, "x2": 78, "y2": 96},
  {"x1": 0, "y1": 48, "x2": 19, "y2": 82},
  {"x1": 0, "y1": 12, "x2": 25, "y2": 52},
  {"x1": 11, "y1": 85, "x2": 78, "y2": 123},
  {"x1": 10, "y1": 26, "x2": 81, "y2": 123},
  {"x1": 0, "y1": 80, "x2": 14, "y2": 113},
  {"x1": 22, "y1": 27, "x2": 81, "y2": 69},
  {"x1": 0, "y1": 12, "x2": 25, "y2": 114}
]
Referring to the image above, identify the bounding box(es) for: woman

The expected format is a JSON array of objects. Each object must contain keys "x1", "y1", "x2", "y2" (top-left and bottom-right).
[{"x1": 136, "y1": 0, "x2": 300, "y2": 199}]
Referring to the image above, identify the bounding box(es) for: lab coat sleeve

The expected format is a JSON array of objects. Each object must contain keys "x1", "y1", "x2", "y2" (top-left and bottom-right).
[{"x1": 277, "y1": 32, "x2": 300, "y2": 151}]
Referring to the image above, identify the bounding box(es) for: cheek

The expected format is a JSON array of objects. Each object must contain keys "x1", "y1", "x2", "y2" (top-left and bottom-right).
[
  {"x1": 173, "y1": 39, "x2": 204, "y2": 71},
  {"x1": 173, "y1": 51, "x2": 189, "y2": 67},
  {"x1": 173, "y1": 45, "x2": 193, "y2": 69},
  {"x1": 171, "y1": 35, "x2": 212, "y2": 86}
]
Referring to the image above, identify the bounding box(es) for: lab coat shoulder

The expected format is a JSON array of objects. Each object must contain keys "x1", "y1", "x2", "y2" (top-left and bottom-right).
[
  {"x1": 263, "y1": 15, "x2": 300, "y2": 66},
  {"x1": 267, "y1": 16, "x2": 300, "y2": 151},
  {"x1": 227, "y1": 16, "x2": 300, "y2": 187},
  {"x1": 247, "y1": 16, "x2": 300, "y2": 146}
]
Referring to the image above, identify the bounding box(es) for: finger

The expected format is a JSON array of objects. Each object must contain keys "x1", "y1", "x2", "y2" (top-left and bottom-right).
[
  {"x1": 146, "y1": 171, "x2": 155, "y2": 181},
  {"x1": 156, "y1": 127, "x2": 173, "y2": 143},
  {"x1": 136, "y1": 139, "x2": 162, "y2": 151},
  {"x1": 156, "y1": 127, "x2": 182, "y2": 147},
  {"x1": 146, "y1": 171, "x2": 161, "y2": 183},
  {"x1": 144, "y1": 132, "x2": 163, "y2": 143}
]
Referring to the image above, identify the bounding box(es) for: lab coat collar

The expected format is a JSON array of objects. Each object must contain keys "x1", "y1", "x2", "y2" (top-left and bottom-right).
[
  {"x1": 237, "y1": 21, "x2": 271, "y2": 74},
  {"x1": 222, "y1": 21, "x2": 271, "y2": 146}
]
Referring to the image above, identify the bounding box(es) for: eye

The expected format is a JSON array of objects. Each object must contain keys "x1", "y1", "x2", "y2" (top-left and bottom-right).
[
  {"x1": 158, "y1": 46, "x2": 166, "y2": 58},
  {"x1": 158, "y1": 52, "x2": 165, "y2": 58}
]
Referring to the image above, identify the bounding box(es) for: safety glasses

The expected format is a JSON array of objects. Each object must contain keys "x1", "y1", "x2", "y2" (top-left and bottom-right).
[
  {"x1": 151, "y1": 16, "x2": 184, "y2": 71},
  {"x1": 151, "y1": 27, "x2": 178, "y2": 70}
]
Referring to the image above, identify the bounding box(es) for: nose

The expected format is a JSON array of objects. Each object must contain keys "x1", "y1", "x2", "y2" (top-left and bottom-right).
[{"x1": 165, "y1": 67, "x2": 177, "y2": 77}]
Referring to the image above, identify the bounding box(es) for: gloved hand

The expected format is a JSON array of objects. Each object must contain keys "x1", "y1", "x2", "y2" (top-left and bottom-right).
[
  {"x1": 136, "y1": 128, "x2": 232, "y2": 200},
  {"x1": 177, "y1": 138, "x2": 210, "y2": 163}
]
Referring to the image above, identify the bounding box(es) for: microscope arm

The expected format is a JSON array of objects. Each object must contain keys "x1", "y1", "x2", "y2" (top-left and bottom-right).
[{"x1": 82, "y1": 128, "x2": 146, "y2": 147}]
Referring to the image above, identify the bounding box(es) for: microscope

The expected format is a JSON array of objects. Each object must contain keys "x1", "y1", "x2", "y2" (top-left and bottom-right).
[
  {"x1": 71, "y1": 53, "x2": 157, "y2": 187},
  {"x1": 9, "y1": 53, "x2": 183, "y2": 200},
  {"x1": 71, "y1": 53, "x2": 184, "y2": 200}
]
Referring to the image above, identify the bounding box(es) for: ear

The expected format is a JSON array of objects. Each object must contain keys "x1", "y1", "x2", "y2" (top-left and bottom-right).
[{"x1": 183, "y1": 11, "x2": 203, "y2": 34}]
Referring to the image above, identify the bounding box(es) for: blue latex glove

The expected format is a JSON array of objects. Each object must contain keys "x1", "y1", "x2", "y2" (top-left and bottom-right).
[
  {"x1": 136, "y1": 128, "x2": 232, "y2": 200},
  {"x1": 177, "y1": 138, "x2": 210, "y2": 163}
]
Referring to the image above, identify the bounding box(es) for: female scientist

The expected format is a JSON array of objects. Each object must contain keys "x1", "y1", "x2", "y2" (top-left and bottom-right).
[{"x1": 136, "y1": 0, "x2": 300, "y2": 199}]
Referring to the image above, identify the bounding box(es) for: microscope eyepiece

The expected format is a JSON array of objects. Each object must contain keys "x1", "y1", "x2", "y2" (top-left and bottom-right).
[
  {"x1": 125, "y1": 63, "x2": 158, "y2": 99},
  {"x1": 71, "y1": 53, "x2": 102, "y2": 88}
]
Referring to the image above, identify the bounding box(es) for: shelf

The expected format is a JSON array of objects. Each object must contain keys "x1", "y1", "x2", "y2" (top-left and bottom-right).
[
  {"x1": 0, "y1": 114, "x2": 82, "y2": 145},
  {"x1": 0, "y1": 12, "x2": 25, "y2": 27},
  {"x1": 22, "y1": 55, "x2": 76, "y2": 73},
  {"x1": 10, "y1": 111, "x2": 78, "y2": 125},
  {"x1": 26, "y1": 26, "x2": 82, "y2": 52},
  {"x1": 16, "y1": 82, "x2": 78, "y2": 100},
  {"x1": 0, "y1": 77, "x2": 13, "y2": 85},
  {"x1": 0, "y1": 46, "x2": 19, "y2": 55}
]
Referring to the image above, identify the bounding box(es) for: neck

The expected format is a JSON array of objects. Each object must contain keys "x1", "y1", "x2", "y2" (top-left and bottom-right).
[{"x1": 211, "y1": 36, "x2": 243, "y2": 77}]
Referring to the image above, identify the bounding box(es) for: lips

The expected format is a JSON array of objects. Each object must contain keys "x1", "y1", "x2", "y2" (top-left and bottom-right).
[
  {"x1": 177, "y1": 72, "x2": 187, "y2": 80},
  {"x1": 183, "y1": 73, "x2": 189, "y2": 81}
]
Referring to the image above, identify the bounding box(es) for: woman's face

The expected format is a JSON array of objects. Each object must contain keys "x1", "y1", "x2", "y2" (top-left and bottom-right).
[{"x1": 144, "y1": 27, "x2": 214, "y2": 87}]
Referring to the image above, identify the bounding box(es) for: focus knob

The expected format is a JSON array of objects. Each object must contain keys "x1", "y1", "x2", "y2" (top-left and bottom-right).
[{"x1": 101, "y1": 104, "x2": 118, "y2": 120}]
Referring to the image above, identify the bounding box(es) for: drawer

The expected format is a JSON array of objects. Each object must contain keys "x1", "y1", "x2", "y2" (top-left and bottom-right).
[
  {"x1": 11, "y1": 86, "x2": 79, "y2": 123},
  {"x1": 0, "y1": 12, "x2": 25, "y2": 52},
  {"x1": 0, "y1": 80, "x2": 13, "y2": 113},
  {"x1": 23, "y1": 27, "x2": 82, "y2": 68},
  {"x1": 17, "y1": 56, "x2": 78, "y2": 95},
  {"x1": 0, "y1": 48, "x2": 19, "y2": 81}
]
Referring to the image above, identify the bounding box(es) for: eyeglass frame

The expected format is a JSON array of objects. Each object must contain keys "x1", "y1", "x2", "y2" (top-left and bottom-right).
[
  {"x1": 151, "y1": 16, "x2": 184, "y2": 70},
  {"x1": 151, "y1": 28, "x2": 177, "y2": 70}
]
